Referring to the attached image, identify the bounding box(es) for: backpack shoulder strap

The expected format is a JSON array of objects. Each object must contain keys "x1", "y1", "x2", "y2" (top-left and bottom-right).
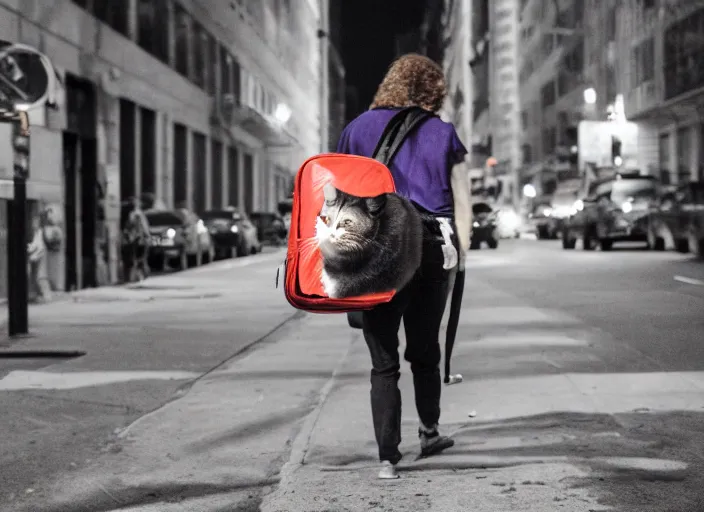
[{"x1": 372, "y1": 107, "x2": 431, "y2": 167}]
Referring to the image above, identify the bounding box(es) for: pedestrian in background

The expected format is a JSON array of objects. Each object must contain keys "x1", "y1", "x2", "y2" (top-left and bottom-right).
[
  {"x1": 336, "y1": 53, "x2": 472, "y2": 479},
  {"x1": 121, "y1": 196, "x2": 150, "y2": 282},
  {"x1": 41, "y1": 203, "x2": 64, "y2": 292},
  {"x1": 27, "y1": 213, "x2": 52, "y2": 302}
]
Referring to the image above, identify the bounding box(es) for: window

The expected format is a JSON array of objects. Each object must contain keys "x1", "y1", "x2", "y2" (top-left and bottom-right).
[
  {"x1": 207, "y1": 34, "x2": 217, "y2": 95},
  {"x1": 541, "y1": 81, "x2": 556, "y2": 107},
  {"x1": 521, "y1": 110, "x2": 528, "y2": 129},
  {"x1": 175, "y1": 5, "x2": 191, "y2": 77},
  {"x1": 677, "y1": 126, "x2": 692, "y2": 183},
  {"x1": 659, "y1": 133, "x2": 671, "y2": 185},
  {"x1": 173, "y1": 124, "x2": 188, "y2": 206},
  {"x1": 153, "y1": 0, "x2": 171, "y2": 63},
  {"x1": 606, "y1": 6, "x2": 616, "y2": 41},
  {"x1": 496, "y1": 8, "x2": 512, "y2": 21},
  {"x1": 192, "y1": 22, "x2": 207, "y2": 88},
  {"x1": 94, "y1": 0, "x2": 129, "y2": 35},
  {"x1": 664, "y1": 7, "x2": 704, "y2": 99},
  {"x1": 632, "y1": 37, "x2": 655, "y2": 87},
  {"x1": 542, "y1": 126, "x2": 557, "y2": 154},
  {"x1": 243, "y1": 153, "x2": 254, "y2": 214},
  {"x1": 232, "y1": 59, "x2": 241, "y2": 105},
  {"x1": 228, "y1": 146, "x2": 240, "y2": 207},
  {"x1": 211, "y1": 140, "x2": 223, "y2": 209},
  {"x1": 119, "y1": 99, "x2": 136, "y2": 201},
  {"x1": 192, "y1": 133, "x2": 207, "y2": 214},
  {"x1": 140, "y1": 107, "x2": 156, "y2": 196},
  {"x1": 220, "y1": 46, "x2": 232, "y2": 96}
]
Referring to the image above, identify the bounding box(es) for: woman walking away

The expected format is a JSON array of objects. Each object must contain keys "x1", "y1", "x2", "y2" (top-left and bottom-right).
[{"x1": 336, "y1": 53, "x2": 472, "y2": 479}]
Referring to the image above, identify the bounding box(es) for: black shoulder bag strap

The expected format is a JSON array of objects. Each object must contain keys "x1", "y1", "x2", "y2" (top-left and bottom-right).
[
  {"x1": 346, "y1": 107, "x2": 431, "y2": 331},
  {"x1": 371, "y1": 107, "x2": 430, "y2": 167}
]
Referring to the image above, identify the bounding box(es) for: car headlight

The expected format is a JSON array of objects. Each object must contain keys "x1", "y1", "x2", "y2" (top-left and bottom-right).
[
  {"x1": 553, "y1": 206, "x2": 572, "y2": 218},
  {"x1": 166, "y1": 228, "x2": 176, "y2": 239},
  {"x1": 230, "y1": 225, "x2": 239, "y2": 233},
  {"x1": 472, "y1": 221, "x2": 480, "y2": 228},
  {"x1": 621, "y1": 201, "x2": 633, "y2": 213},
  {"x1": 499, "y1": 211, "x2": 520, "y2": 229},
  {"x1": 573, "y1": 199, "x2": 584, "y2": 212}
]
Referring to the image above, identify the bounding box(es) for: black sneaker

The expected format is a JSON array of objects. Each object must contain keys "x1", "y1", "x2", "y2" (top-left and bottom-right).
[{"x1": 419, "y1": 429, "x2": 454, "y2": 457}]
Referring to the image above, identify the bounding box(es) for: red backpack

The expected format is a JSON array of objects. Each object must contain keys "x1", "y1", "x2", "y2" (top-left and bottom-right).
[{"x1": 283, "y1": 107, "x2": 430, "y2": 313}]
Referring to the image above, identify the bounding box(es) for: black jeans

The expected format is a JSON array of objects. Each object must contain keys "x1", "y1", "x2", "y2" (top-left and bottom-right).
[{"x1": 362, "y1": 233, "x2": 455, "y2": 464}]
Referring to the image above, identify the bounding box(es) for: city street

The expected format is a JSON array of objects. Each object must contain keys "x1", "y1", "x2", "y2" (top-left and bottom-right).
[{"x1": 2, "y1": 240, "x2": 704, "y2": 511}]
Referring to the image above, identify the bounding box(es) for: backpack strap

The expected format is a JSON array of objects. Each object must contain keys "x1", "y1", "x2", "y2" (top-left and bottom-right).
[{"x1": 372, "y1": 107, "x2": 431, "y2": 167}]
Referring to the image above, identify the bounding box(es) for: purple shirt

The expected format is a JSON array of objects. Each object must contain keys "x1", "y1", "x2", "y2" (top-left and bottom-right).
[{"x1": 336, "y1": 108, "x2": 468, "y2": 216}]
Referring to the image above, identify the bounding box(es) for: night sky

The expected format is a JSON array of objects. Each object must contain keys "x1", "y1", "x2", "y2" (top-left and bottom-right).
[{"x1": 340, "y1": 0, "x2": 427, "y2": 121}]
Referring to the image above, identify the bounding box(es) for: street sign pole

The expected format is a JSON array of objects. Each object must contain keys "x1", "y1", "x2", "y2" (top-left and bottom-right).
[
  {"x1": 1, "y1": 42, "x2": 57, "y2": 337},
  {"x1": 7, "y1": 111, "x2": 30, "y2": 336}
]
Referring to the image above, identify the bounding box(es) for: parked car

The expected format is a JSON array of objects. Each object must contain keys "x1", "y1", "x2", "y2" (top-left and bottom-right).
[
  {"x1": 470, "y1": 201, "x2": 499, "y2": 249},
  {"x1": 250, "y1": 211, "x2": 287, "y2": 246},
  {"x1": 647, "y1": 181, "x2": 704, "y2": 255},
  {"x1": 562, "y1": 172, "x2": 659, "y2": 251},
  {"x1": 529, "y1": 199, "x2": 557, "y2": 239},
  {"x1": 145, "y1": 208, "x2": 214, "y2": 270},
  {"x1": 201, "y1": 207, "x2": 261, "y2": 258}
]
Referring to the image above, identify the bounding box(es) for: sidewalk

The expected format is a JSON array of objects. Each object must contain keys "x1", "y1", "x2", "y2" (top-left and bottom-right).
[
  {"x1": 0, "y1": 250, "x2": 286, "y2": 346},
  {"x1": 260, "y1": 279, "x2": 702, "y2": 512}
]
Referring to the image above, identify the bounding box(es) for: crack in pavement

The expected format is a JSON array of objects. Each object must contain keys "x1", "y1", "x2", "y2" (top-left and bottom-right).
[
  {"x1": 36, "y1": 479, "x2": 279, "y2": 512},
  {"x1": 117, "y1": 310, "x2": 304, "y2": 440}
]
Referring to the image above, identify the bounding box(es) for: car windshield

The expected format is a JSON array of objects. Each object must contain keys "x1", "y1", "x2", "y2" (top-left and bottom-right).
[
  {"x1": 610, "y1": 179, "x2": 657, "y2": 203},
  {"x1": 146, "y1": 211, "x2": 183, "y2": 226},
  {"x1": 472, "y1": 203, "x2": 493, "y2": 215},
  {"x1": 202, "y1": 210, "x2": 242, "y2": 221}
]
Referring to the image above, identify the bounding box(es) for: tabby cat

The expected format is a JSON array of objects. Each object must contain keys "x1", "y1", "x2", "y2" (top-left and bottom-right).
[{"x1": 315, "y1": 183, "x2": 423, "y2": 298}]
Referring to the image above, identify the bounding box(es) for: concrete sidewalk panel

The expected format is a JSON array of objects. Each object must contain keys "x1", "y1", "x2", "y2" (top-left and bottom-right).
[{"x1": 10, "y1": 313, "x2": 357, "y2": 512}]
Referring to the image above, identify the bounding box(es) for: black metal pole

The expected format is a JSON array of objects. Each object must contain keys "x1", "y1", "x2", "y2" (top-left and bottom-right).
[{"x1": 8, "y1": 112, "x2": 30, "y2": 337}]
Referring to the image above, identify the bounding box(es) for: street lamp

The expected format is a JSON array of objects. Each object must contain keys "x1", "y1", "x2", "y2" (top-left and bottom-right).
[
  {"x1": 583, "y1": 87, "x2": 597, "y2": 105},
  {"x1": 523, "y1": 183, "x2": 537, "y2": 198},
  {"x1": 273, "y1": 103, "x2": 292, "y2": 125}
]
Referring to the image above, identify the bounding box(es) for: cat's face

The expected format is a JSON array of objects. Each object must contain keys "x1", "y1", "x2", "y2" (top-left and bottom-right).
[{"x1": 316, "y1": 183, "x2": 386, "y2": 253}]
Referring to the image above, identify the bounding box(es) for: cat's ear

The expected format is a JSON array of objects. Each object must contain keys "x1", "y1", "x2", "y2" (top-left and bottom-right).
[
  {"x1": 323, "y1": 183, "x2": 337, "y2": 204},
  {"x1": 365, "y1": 194, "x2": 387, "y2": 215}
]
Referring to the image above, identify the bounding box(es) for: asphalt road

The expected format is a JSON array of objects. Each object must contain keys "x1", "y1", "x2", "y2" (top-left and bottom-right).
[
  {"x1": 470, "y1": 238, "x2": 704, "y2": 372},
  {"x1": 1, "y1": 239, "x2": 703, "y2": 511}
]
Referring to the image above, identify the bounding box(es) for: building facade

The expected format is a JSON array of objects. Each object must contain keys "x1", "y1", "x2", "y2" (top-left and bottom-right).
[
  {"x1": 605, "y1": 0, "x2": 704, "y2": 185},
  {"x1": 518, "y1": 0, "x2": 586, "y2": 199},
  {"x1": 519, "y1": 0, "x2": 704, "y2": 204},
  {"x1": 0, "y1": 0, "x2": 326, "y2": 296},
  {"x1": 489, "y1": 0, "x2": 521, "y2": 207}
]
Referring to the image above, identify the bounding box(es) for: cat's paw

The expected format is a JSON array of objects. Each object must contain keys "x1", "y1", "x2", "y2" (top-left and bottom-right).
[{"x1": 321, "y1": 270, "x2": 339, "y2": 298}]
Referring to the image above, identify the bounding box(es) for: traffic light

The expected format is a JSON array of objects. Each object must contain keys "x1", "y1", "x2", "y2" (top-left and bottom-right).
[{"x1": 611, "y1": 135, "x2": 623, "y2": 167}]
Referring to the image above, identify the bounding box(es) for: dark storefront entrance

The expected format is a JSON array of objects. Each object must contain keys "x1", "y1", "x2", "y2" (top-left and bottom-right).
[{"x1": 63, "y1": 75, "x2": 98, "y2": 291}]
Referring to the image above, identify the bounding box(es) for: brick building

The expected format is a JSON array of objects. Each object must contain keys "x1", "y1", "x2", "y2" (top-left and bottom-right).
[{"x1": 0, "y1": 0, "x2": 326, "y2": 295}]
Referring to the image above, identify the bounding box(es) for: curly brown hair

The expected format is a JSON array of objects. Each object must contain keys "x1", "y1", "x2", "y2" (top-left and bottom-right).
[{"x1": 370, "y1": 53, "x2": 447, "y2": 113}]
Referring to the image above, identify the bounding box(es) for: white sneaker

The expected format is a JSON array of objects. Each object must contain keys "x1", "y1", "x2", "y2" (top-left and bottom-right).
[{"x1": 378, "y1": 460, "x2": 399, "y2": 479}]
